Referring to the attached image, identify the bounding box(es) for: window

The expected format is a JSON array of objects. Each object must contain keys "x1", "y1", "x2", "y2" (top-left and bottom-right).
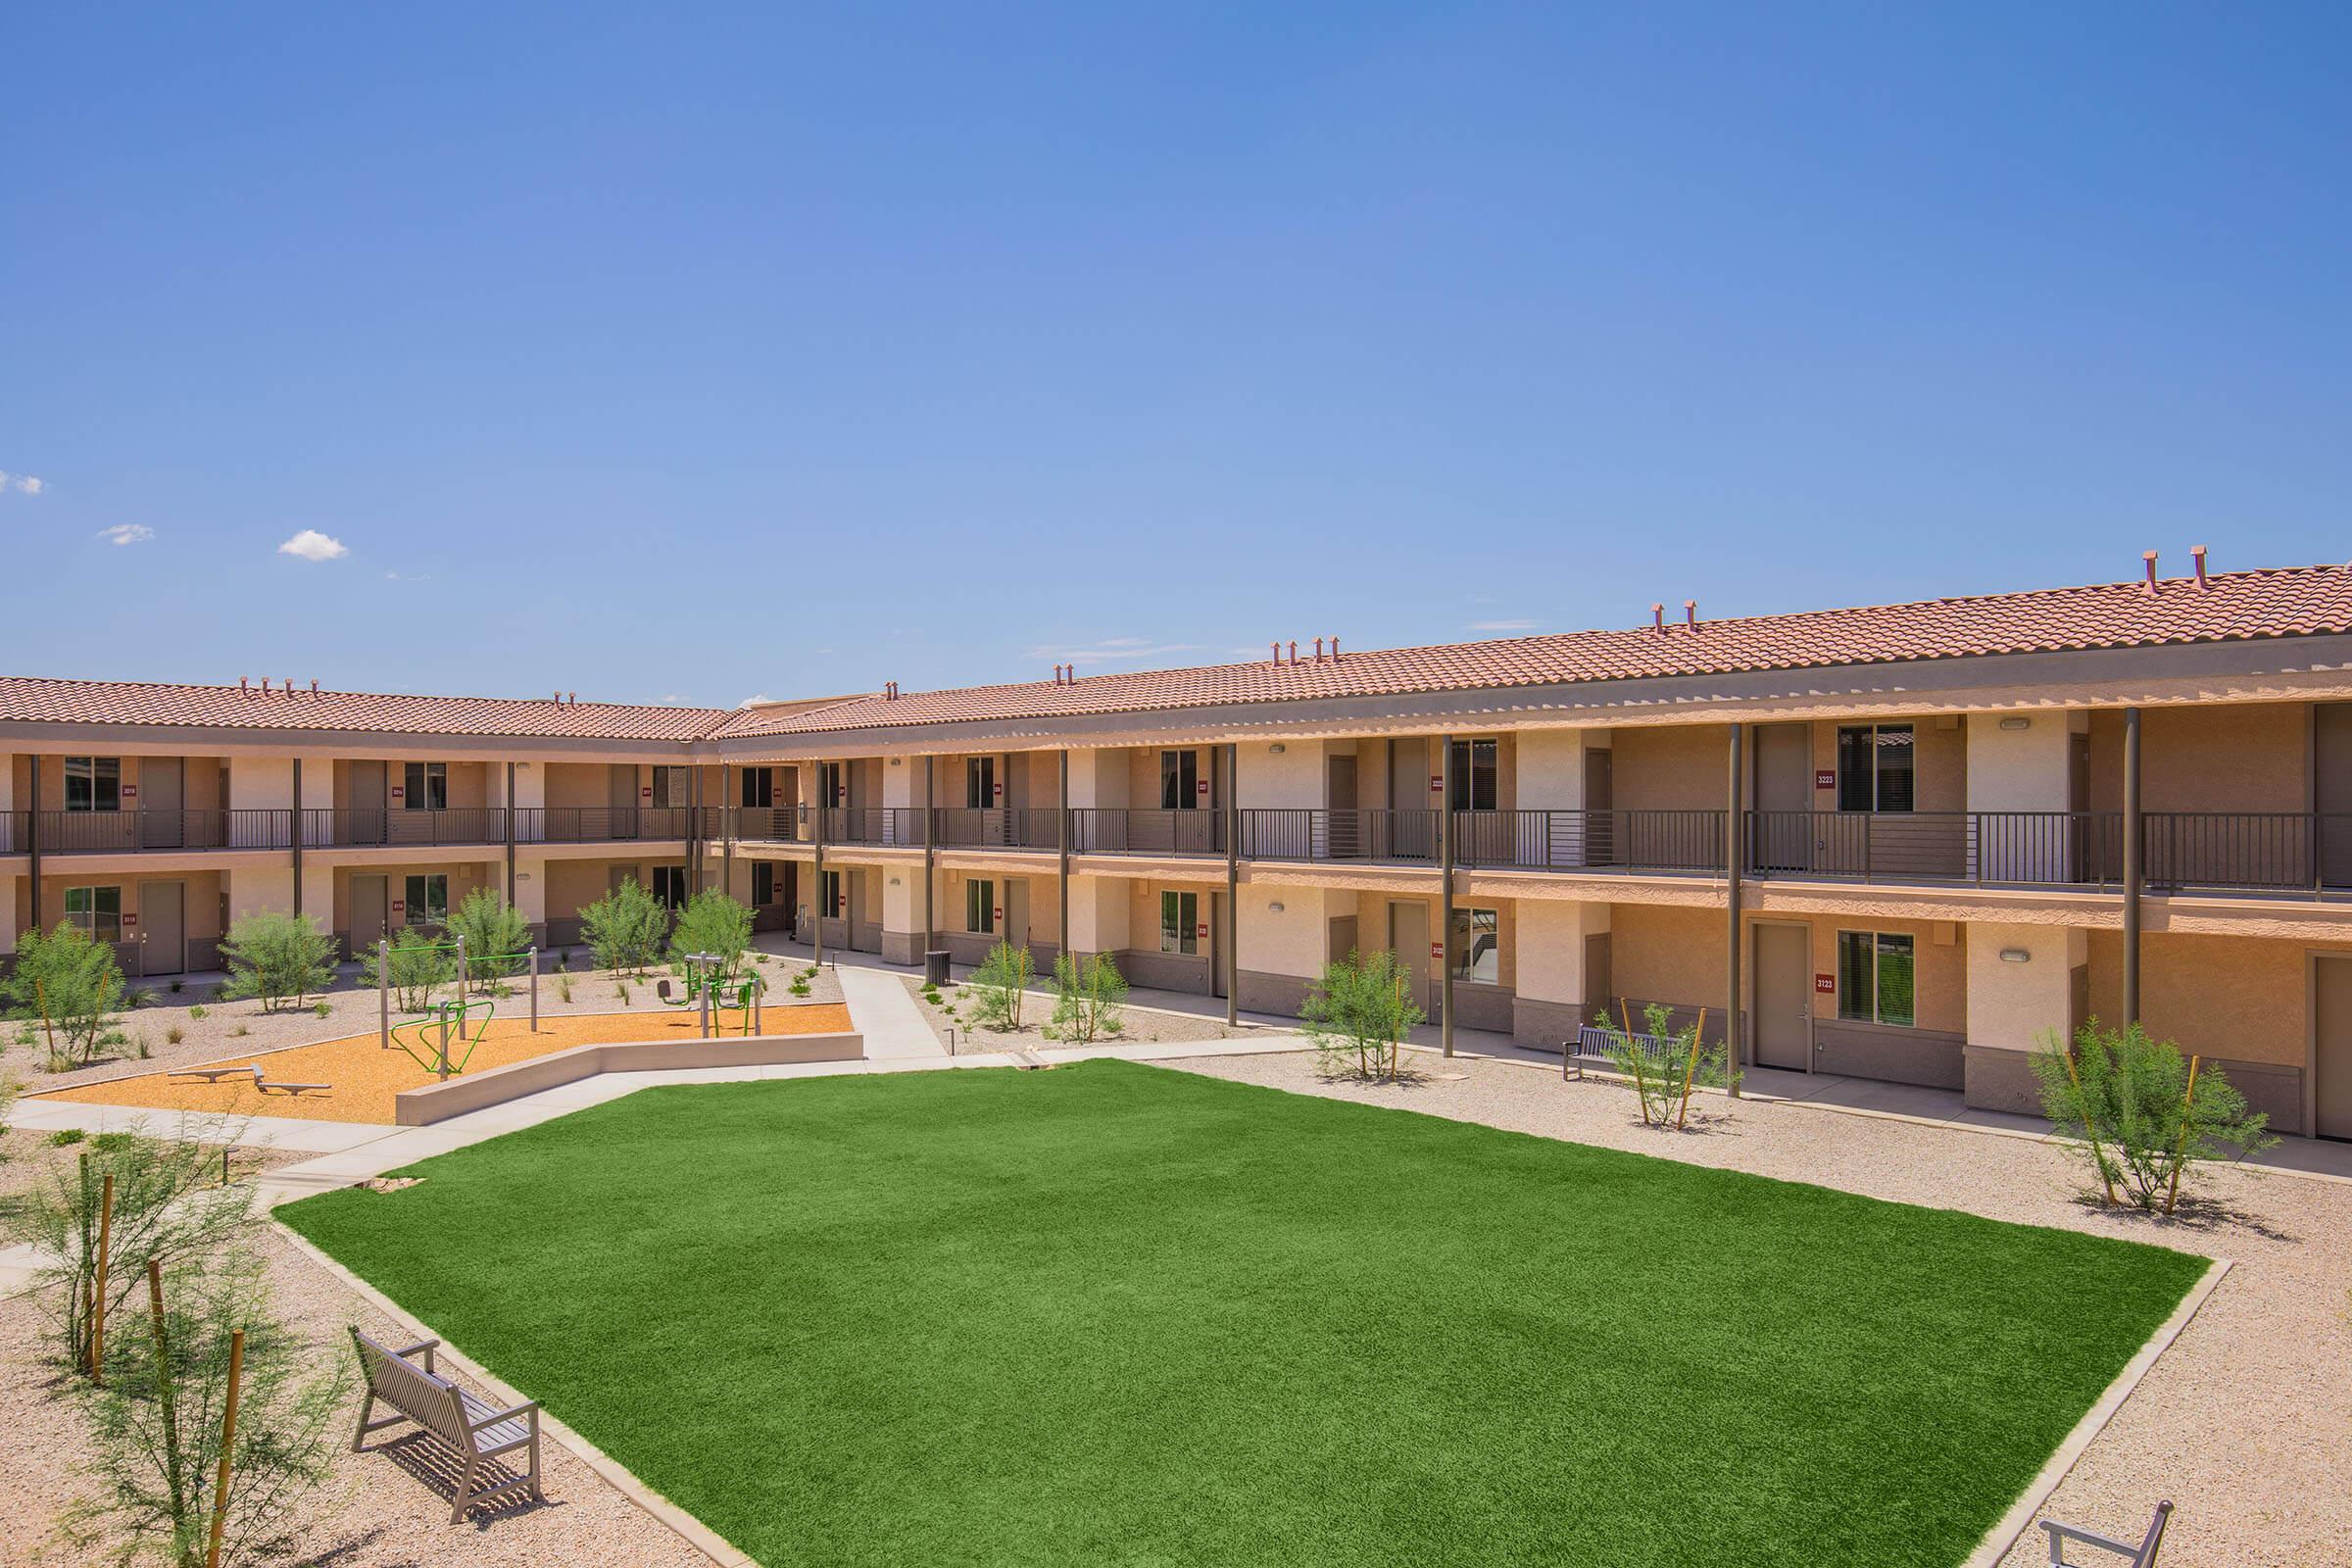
[
  {"x1": 1836, "y1": 931, "x2": 1916, "y2": 1027},
  {"x1": 64, "y1": 757, "x2": 122, "y2": 812},
  {"x1": 966, "y1": 757, "x2": 997, "y2": 808},
  {"x1": 966, "y1": 878, "x2": 997, "y2": 934},
  {"x1": 1836, "y1": 724, "x2": 1915, "y2": 812},
  {"x1": 1449, "y1": 906, "x2": 1500, "y2": 984},
  {"x1": 402, "y1": 874, "x2": 449, "y2": 926},
  {"x1": 752, "y1": 861, "x2": 776, "y2": 906},
  {"x1": 66, "y1": 885, "x2": 122, "y2": 942},
  {"x1": 652, "y1": 766, "x2": 691, "y2": 808},
  {"x1": 403, "y1": 761, "x2": 448, "y2": 811},
  {"x1": 1447, "y1": 740, "x2": 1498, "y2": 811},
  {"x1": 741, "y1": 768, "x2": 773, "y2": 808},
  {"x1": 821, "y1": 869, "x2": 846, "y2": 918},
  {"x1": 653, "y1": 865, "x2": 689, "y2": 909},
  {"x1": 1161, "y1": 750, "x2": 1200, "y2": 810},
  {"x1": 1160, "y1": 890, "x2": 1199, "y2": 955}
]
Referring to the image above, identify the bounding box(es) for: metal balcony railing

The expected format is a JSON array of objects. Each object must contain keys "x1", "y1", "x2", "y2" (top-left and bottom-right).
[
  {"x1": 1067, "y1": 808, "x2": 1226, "y2": 856},
  {"x1": 1239, "y1": 808, "x2": 1441, "y2": 862},
  {"x1": 820, "y1": 807, "x2": 925, "y2": 846},
  {"x1": 27, "y1": 808, "x2": 297, "y2": 853},
  {"x1": 1450, "y1": 809, "x2": 1728, "y2": 874},
  {"x1": 509, "y1": 806, "x2": 694, "y2": 844},
  {"x1": 301, "y1": 808, "x2": 508, "y2": 848}
]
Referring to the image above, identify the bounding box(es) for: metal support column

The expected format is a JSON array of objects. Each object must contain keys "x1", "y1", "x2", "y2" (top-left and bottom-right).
[
  {"x1": 504, "y1": 761, "x2": 517, "y2": 905},
  {"x1": 688, "y1": 766, "x2": 704, "y2": 897},
  {"x1": 1440, "y1": 733, "x2": 1456, "y2": 1057},
  {"x1": 720, "y1": 763, "x2": 734, "y2": 899},
  {"x1": 922, "y1": 756, "x2": 937, "y2": 958},
  {"x1": 1057, "y1": 750, "x2": 1070, "y2": 970},
  {"x1": 26, "y1": 755, "x2": 41, "y2": 932},
  {"x1": 1224, "y1": 743, "x2": 1239, "y2": 1027},
  {"x1": 291, "y1": 758, "x2": 304, "y2": 920},
  {"x1": 2123, "y1": 706, "x2": 2142, "y2": 1026},
  {"x1": 1726, "y1": 723, "x2": 1744, "y2": 1097},
  {"x1": 811, "y1": 761, "x2": 827, "y2": 969}
]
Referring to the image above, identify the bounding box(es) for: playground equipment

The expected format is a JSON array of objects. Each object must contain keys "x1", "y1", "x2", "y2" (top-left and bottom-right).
[
  {"x1": 657, "y1": 953, "x2": 766, "y2": 1038},
  {"x1": 375, "y1": 933, "x2": 541, "y2": 1080}
]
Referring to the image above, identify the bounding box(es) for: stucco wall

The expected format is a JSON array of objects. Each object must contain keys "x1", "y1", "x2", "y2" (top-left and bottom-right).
[{"x1": 1613, "y1": 724, "x2": 1728, "y2": 812}]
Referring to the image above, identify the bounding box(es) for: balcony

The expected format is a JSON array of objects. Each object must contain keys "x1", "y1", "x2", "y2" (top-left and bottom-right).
[
  {"x1": 303, "y1": 808, "x2": 508, "y2": 849},
  {"x1": 513, "y1": 807, "x2": 696, "y2": 844},
  {"x1": 1069, "y1": 808, "x2": 1224, "y2": 857},
  {"x1": 2, "y1": 810, "x2": 24, "y2": 854},
  {"x1": 820, "y1": 807, "x2": 926, "y2": 846},
  {"x1": 25, "y1": 808, "x2": 295, "y2": 854},
  {"x1": 1450, "y1": 809, "x2": 1726, "y2": 875},
  {"x1": 934, "y1": 808, "x2": 1061, "y2": 850}
]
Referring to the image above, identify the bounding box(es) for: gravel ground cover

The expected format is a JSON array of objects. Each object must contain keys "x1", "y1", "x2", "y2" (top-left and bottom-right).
[
  {"x1": 13, "y1": 952, "x2": 842, "y2": 1100},
  {"x1": 281, "y1": 1060, "x2": 2200, "y2": 1568},
  {"x1": 900, "y1": 973, "x2": 1268, "y2": 1054},
  {"x1": 1162, "y1": 1049, "x2": 2352, "y2": 1568}
]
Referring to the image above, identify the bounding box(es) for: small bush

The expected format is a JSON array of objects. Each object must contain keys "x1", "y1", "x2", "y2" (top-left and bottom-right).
[
  {"x1": 1300, "y1": 949, "x2": 1422, "y2": 1082},
  {"x1": 581, "y1": 878, "x2": 667, "y2": 976},
  {"x1": 49, "y1": 1128, "x2": 87, "y2": 1147},
  {"x1": 219, "y1": 911, "x2": 337, "y2": 1013},
  {"x1": 2034, "y1": 1018, "x2": 2278, "y2": 1212},
  {"x1": 668, "y1": 890, "x2": 755, "y2": 981},
  {"x1": 1590, "y1": 1003, "x2": 1732, "y2": 1128},
  {"x1": 166, "y1": 1026, "x2": 185, "y2": 1046},
  {"x1": 187, "y1": 1005, "x2": 207, "y2": 1021},
  {"x1": 4, "y1": 921, "x2": 129, "y2": 1068},
  {"x1": 1050, "y1": 953, "x2": 1129, "y2": 1044},
  {"x1": 168, "y1": 980, "x2": 183, "y2": 994},
  {"x1": 228, "y1": 1025, "x2": 249, "y2": 1039},
  {"x1": 555, "y1": 972, "x2": 574, "y2": 1004},
  {"x1": 314, "y1": 1001, "x2": 332, "y2": 1018},
  {"x1": 789, "y1": 980, "x2": 810, "y2": 997},
  {"x1": 369, "y1": 931, "x2": 456, "y2": 1013},
  {"x1": 968, "y1": 942, "x2": 1035, "y2": 1031}
]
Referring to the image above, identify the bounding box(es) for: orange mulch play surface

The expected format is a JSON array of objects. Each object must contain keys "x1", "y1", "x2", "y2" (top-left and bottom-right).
[{"x1": 36, "y1": 1004, "x2": 855, "y2": 1126}]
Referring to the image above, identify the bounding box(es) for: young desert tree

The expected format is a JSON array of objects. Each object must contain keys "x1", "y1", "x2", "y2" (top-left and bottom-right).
[
  {"x1": 69, "y1": 1251, "x2": 346, "y2": 1568},
  {"x1": 219, "y1": 911, "x2": 338, "y2": 1013},
  {"x1": 1593, "y1": 1002, "x2": 1731, "y2": 1129},
  {"x1": 4, "y1": 920, "x2": 129, "y2": 1069},
  {"x1": 2033, "y1": 1018, "x2": 2278, "y2": 1213},
  {"x1": 1048, "y1": 952, "x2": 1129, "y2": 1044},
  {"x1": 581, "y1": 876, "x2": 668, "y2": 977},
  {"x1": 1300, "y1": 949, "x2": 1424, "y2": 1082},
  {"x1": 968, "y1": 940, "x2": 1036, "y2": 1031},
  {"x1": 667, "y1": 889, "x2": 754, "y2": 981},
  {"x1": 446, "y1": 886, "x2": 532, "y2": 991},
  {"x1": 368, "y1": 930, "x2": 456, "y2": 1013}
]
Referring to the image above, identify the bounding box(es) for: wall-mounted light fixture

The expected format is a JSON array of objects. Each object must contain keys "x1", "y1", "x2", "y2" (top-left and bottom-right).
[
  {"x1": 888, "y1": 876, "x2": 902, "y2": 886},
  {"x1": 1999, "y1": 716, "x2": 2031, "y2": 731},
  {"x1": 1998, "y1": 948, "x2": 2032, "y2": 963},
  {"x1": 1268, "y1": 902, "x2": 1286, "y2": 913},
  {"x1": 891, "y1": 758, "x2": 903, "y2": 766},
  {"x1": 1269, "y1": 743, "x2": 1287, "y2": 754}
]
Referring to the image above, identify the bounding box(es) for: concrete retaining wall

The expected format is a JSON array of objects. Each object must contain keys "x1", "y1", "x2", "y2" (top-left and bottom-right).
[{"x1": 393, "y1": 1030, "x2": 865, "y2": 1126}]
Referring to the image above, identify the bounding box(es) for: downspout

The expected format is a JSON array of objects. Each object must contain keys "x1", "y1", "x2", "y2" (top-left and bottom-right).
[
  {"x1": 2123, "y1": 707, "x2": 2142, "y2": 1026},
  {"x1": 1440, "y1": 733, "x2": 1456, "y2": 1058},
  {"x1": 1726, "y1": 723, "x2": 1744, "y2": 1097}
]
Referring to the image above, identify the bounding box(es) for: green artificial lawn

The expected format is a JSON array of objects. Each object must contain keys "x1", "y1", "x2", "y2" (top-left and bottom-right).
[{"x1": 283, "y1": 1060, "x2": 2207, "y2": 1568}]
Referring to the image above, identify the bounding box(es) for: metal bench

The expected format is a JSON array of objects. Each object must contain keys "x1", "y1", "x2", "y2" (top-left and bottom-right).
[
  {"x1": 349, "y1": 1329, "x2": 543, "y2": 1523},
  {"x1": 1561, "y1": 1023, "x2": 1681, "y2": 1081},
  {"x1": 254, "y1": 1079, "x2": 331, "y2": 1097},
  {"x1": 2042, "y1": 1500, "x2": 2172, "y2": 1566},
  {"x1": 171, "y1": 1064, "x2": 263, "y2": 1084}
]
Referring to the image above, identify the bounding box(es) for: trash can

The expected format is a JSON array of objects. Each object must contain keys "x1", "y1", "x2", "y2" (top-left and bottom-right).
[{"x1": 924, "y1": 950, "x2": 952, "y2": 986}]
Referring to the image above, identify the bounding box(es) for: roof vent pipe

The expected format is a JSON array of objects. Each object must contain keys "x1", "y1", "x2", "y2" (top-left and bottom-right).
[
  {"x1": 1331, "y1": 636, "x2": 1341, "y2": 658},
  {"x1": 1313, "y1": 636, "x2": 1325, "y2": 662},
  {"x1": 1684, "y1": 600, "x2": 1697, "y2": 631},
  {"x1": 1288, "y1": 640, "x2": 1298, "y2": 664},
  {"x1": 2191, "y1": 545, "x2": 2210, "y2": 590},
  {"x1": 310, "y1": 679, "x2": 319, "y2": 695},
  {"x1": 1651, "y1": 603, "x2": 1665, "y2": 633},
  {"x1": 567, "y1": 691, "x2": 577, "y2": 705},
  {"x1": 1270, "y1": 642, "x2": 1280, "y2": 664},
  {"x1": 240, "y1": 676, "x2": 250, "y2": 694},
  {"x1": 2143, "y1": 550, "x2": 2160, "y2": 595}
]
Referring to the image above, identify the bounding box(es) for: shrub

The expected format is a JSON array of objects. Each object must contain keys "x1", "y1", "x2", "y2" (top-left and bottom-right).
[
  {"x1": 667, "y1": 890, "x2": 754, "y2": 980},
  {"x1": 67, "y1": 1250, "x2": 346, "y2": 1567},
  {"x1": 50, "y1": 1127, "x2": 87, "y2": 1147},
  {"x1": 187, "y1": 1005, "x2": 207, "y2": 1021},
  {"x1": 165, "y1": 1026, "x2": 185, "y2": 1047},
  {"x1": 18, "y1": 1133, "x2": 255, "y2": 1378},
  {"x1": 1050, "y1": 953, "x2": 1129, "y2": 1045},
  {"x1": 219, "y1": 911, "x2": 337, "y2": 1014},
  {"x1": 789, "y1": 980, "x2": 809, "y2": 997},
  {"x1": 368, "y1": 931, "x2": 456, "y2": 1013},
  {"x1": 4, "y1": 922, "x2": 129, "y2": 1069},
  {"x1": 1591, "y1": 1003, "x2": 1731, "y2": 1128},
  {"x1": 968, "y1": 941, "x2": 1035, "y2": 1030},
  {"x1": 446, "y1": 887, "x2": 532, "y2": 991},
  {"x1": 1300, "y1": 949, "x2": 1423, "y2": 1082},
  {"x1": 581, "y1": 877, "x2": 666, "y2": 976},
  {"x1": 2033, "y1": 1018, "x2": 2278, "y2": 1212},
  {"x1": 555, "y1": 972, "x2": 574, "y2": 1004}
]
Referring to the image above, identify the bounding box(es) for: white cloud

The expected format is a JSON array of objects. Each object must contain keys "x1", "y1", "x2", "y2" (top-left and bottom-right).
[
  {"x1": 1468, "y1": 618, "x2": 1539, "y2": 632},
  {"x1": 383, "y1": 569, "x2": 431, "y2": 582},
  {"x1": 1021, "y1": 637, "x2": 1203, "y2": 667},
  {"x1": 0, "y1": 472, "x2": 46, "y2": 495},
  {"x1": 740, "y1": 693, "x2": 774, "y2": 707},
  {"x1": 18, "y1": 475, "x2": 43, "y2": 495},
  {"x1": 278, "y1": 529, "x2": 349, "y2": 563},
  {"x1": 96, "y1": 524, "x2": 154, "y2": 547}
]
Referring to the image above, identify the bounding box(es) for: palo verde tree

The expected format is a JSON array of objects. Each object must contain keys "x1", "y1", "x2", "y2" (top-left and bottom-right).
[
  {"x1": 446, "y1": 886, "x2": 532, "y2": 991},
  {"x1": 667, "y1": 889, "x2": 754, "y2": 981},
  {"x1": 1047, "y1": 952, "x2": 1128, "y2": 1044},
  {"x1": 219, "y1": 911, "x2": 338, "y2": 1014},
  {"x1": 4, "y1": 920, "x2": 129, "y2": 1070},
  {"x1": 580, "y1": 875, "x2": 668, "y2": 976},
  {"x1": 1299, "y1": 948, "x2": 1424, "y2": 1082},
  {"x1": 2033, "y1": 1017, "x2": 2277, "y2": 1213},
  {"x1": 968, "y1": 940, "x2": 1036, "y2": 1031}
]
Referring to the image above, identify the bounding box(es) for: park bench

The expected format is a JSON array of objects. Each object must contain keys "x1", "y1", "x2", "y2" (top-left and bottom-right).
[
  {"x1": 2041, "y1": 1500, "x2": 2172, "y2": 1566},
  {"x1": 254, "y1": 1078, "x2": 331, "y2": 1097},
  {"x1": 171, "y1": 1064, "x2": 262, "y2": 1084},
  {"x1": 349, "y1": 1328, "x2": 543, "y2": 1523},
  {"x1": 1561, "y1": 1023, "x2": 1680, "y2": 1082}
]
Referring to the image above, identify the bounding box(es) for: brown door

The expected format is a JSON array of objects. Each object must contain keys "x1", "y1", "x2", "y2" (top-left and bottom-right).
[
  {"x1": 350, "y1": 874, "x2": 388, "y2": 955},
  {"x1": 350, "y1": 760, "x2": 388, "y2": 845},
  {"x1": 2318, "y1": 706, "x2": 2352, "y2": 888},
  {"x1": 610, "y1": 764, "x2": 640, "y2": 839},
  {"x1": 140, "y1": 759, "x2": 186, "y2": 849},
  {"x1": 1389, "y1": 740, "x2": 1433, "y2": 860},
  {"x1": 1752, "y1": 923, "x2": 1811, "y2": 1071},
  {"x1": 2316, "y1": 956, "x2": 2352, "y2": 1141},
  {"x1": 1583, "y1": 748, "x2": 1615, "y2": 866},
  {"x1": 1328, "y1": 914, "x2": 1358, "y2": 968},
  {"x1": 1328, "y1": 756, "x2": 1359, "y2": 858},
  {"x1": 1387, "y1": 901, "x2": 1430, "y2": 1013},
  {"x1": 140, "y1": 881, "x2": 185, "y2": 975},
  {"x1": 1752, "y1": 723, "x2": 1811, "y2": 873}
]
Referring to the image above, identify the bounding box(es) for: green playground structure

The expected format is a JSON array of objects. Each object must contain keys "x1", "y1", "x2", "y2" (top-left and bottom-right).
[{"x1": 375, "y1": 933, "x2": 542, "y2": 1078}]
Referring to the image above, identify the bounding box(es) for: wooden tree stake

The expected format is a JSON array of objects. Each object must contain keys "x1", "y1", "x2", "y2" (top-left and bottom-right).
[
  {"x1": 36, "y1": 976, "x2": 56, "y2": 1054},
  {"x1": 1677, "y1": 1010, "x2": 1708, "y2": 1131},
  {"x1": 89, "y1": 1172, "x2": 115, "y2": 1383},
  {"x1": 147, "y1": 1258, "x2": 188, "y2": 1517},
  {"x1": 2164, "y1": 1054, "x2": 2202, "y2": 1217},
  {"x1": 206, "y1": 1329, "x2": 245, "y2": 1568},
  {"x1": 2062, "y1": 1047, "x2": 2121, "y2": 1206}
]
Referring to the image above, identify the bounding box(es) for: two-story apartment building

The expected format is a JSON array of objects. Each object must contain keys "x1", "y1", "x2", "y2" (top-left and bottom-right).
[{"x1": 8, "y1": 557, "x2": 2352, "y2": 1142}]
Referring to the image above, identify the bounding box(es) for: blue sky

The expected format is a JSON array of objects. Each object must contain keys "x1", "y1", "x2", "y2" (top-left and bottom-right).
[{"x1": 4, "y1": 5, "x2": 2347, "y2": 708}]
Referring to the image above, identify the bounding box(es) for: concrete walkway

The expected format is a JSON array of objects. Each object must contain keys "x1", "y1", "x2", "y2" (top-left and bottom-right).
[{"x1": 832, "y1": 962, "x2": 946, "y2": 1058}]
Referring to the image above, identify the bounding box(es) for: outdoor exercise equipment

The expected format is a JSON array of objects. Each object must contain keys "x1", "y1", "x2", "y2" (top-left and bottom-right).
[
  {"x1": 388, "y1": 996, "x2": 497, "y2": 1079},
  {"x1": 374, "y1": 934, "x2": 540, "y2": 1079},
  {"x1": 655, "y1": 954, "x2": 765, "y2": 1037}
]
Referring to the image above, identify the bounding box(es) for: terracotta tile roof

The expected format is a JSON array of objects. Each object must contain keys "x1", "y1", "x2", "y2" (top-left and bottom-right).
[
  {"x1": 0, "y1": 677, "x2": 732, "y2": 742},
  {"x1": 714, "y1": 564, "x2": 2352, "y2": 740}
]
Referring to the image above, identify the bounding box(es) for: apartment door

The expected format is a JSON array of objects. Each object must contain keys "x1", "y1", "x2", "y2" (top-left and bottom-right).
[
  {"x1": 1751, "y1": 724, "x2": 1811, "y2": 874},
  {"x1": 1209, "y1": 891, "x2": 1227, "y2": 999},
  {"x1": 2316, "y1": 955, "x2": 2352, "y2": 1141},
  {"x1": 609, "y1": 764, "x2": 640, "y2": 839},
  {"x1": 1752, "y1": 923, "x2": 1811, "y2": 1071},
  {"x1": 350, "y1": 761, "x2": 388, "y2": 846},
  {"x1": 1583, "y1": 748, "x2": 1615, "y2": 866},
  {"x1": 140, "y1": 759, "x2": 185, "y2": 849},
  {"x1": 1389, "y1": 740, "x2": 1433, "y2": 860},
  {"x1": 1329, "y1": 914, "x2": 1358, "y2": 967},
  {"x1": 1005, "y1": 880, "x2": 1030, "y2": 953},
  {"x1": 2317, "y1": 706, "x2": 2352, "y2": 888},
  {"x1": 351, "y1": 874, "x2": 389, "y2": 955},
  {"x1": 1328, "y1": 756, "x2": 1360, "y2": 858},
  {"x1": 1388, "y1": 901, "x2": 1431, "y2": 1014},
  {"x1": 141, "y1": 881, "x2": 186, "y2": 976}
]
